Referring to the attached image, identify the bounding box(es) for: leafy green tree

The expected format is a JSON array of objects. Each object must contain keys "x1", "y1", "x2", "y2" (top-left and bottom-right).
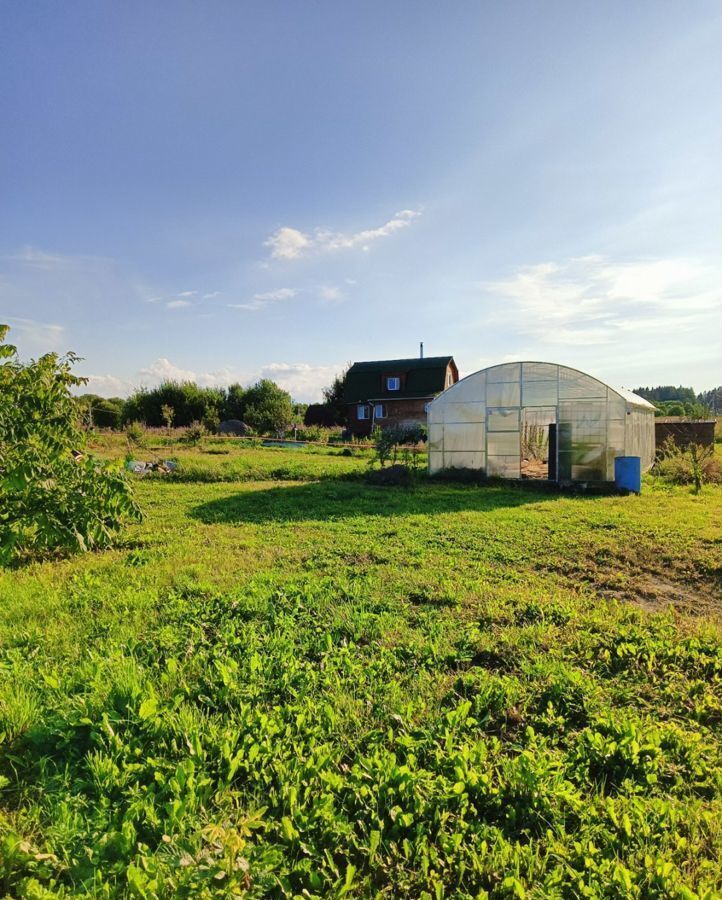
[
  {"x1": 222, "y1": 383, "x2": 247, "y2": 421},
  {"x1": 243, "y1": 379, "x2": 293, "y2": 435},
  {"x1": 160, "y1": 403, "x2": 175, "y2": 430},
  {"x1": 122, "y1": 381, "x2": 224, "y2": 428},
  {"x1": 76, "y1": 393, "x2": 124, "y2": 429},
  {"x1": 634, "y1": 385, "x2": 697, "y2": 404},
  {"x1": 697, "y1": 386, "x2": 721, "y2": 414},
  {"x1": 0, "y1": 326, "x2": 141, "y2": 563},
  {"x1": 321, "y1": 364, "x2": 350, "y2": 425}
]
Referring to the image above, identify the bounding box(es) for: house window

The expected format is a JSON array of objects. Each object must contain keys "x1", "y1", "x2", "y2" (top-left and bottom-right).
[
  {"x1": 386, "y1": 376, "x2": 400, "y2": 391},
  {"x1": 447, "y1": 373, "x2": 453, "y2": 386},
  {"x1": 374, "y1": 404, "x2": 386, "y2": 419},
  {"x1": 357, "y1": 404, "x2": 369, "y2": 420}
]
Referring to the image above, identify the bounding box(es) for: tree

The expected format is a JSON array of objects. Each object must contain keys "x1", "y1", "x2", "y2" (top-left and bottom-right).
[
  {"x1": 304, "y1": 403, "x2": 338, "y2": 427},
  {"x1": 697, "y1": 386, "x2": 721, "y2": 415},
  {"x1": 122, "y1": 381, "x2": 224, "y2": 428},
  {"x1": 0, "y1": 326, "x2": 141, "y2": 563},
  {"x1": 633, "y1": 385, "x2": 697, "y2": 404},
  {"x1": 321, "y1": 364, "x2": 351, "y2": 425},
  {"x1": 243, "y1": 379, "x2": 293, "y2": 435},
  {"x1": 76, "y1": 393, "x2": 124, "y2": 429},
  {"x1": 160, "y1": 403, "x2": 175, "y2": 431},
  {"x1": 222, "y1": 383, "x2": 247, "y2": 421}
]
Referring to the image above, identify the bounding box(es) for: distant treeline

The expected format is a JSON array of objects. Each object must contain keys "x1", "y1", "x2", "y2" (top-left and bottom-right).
[
  {"x1": 633, "y1": 384, "x2": 721, "y2": 417},
  {"x1": 76, "y1": 379, "x2": 308, "y2": 434},
  {"x1": 77, "y1": 366, "x2": 352, "y2": 434}
]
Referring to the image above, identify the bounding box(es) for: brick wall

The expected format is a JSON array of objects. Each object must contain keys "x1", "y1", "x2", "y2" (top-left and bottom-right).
[{"x1": 347, "y1": 398, "x2": 430, "y2": 436}]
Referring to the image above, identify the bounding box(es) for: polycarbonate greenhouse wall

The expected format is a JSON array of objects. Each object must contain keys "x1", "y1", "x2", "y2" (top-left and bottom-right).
[{"x1": 427, "y1": 362, "x2": 656, "y2": 482}]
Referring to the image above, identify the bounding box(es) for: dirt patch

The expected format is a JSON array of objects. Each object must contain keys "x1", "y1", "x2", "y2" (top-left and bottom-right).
[
  {"x1": 623, "y1": 572, "x2": 719, "y2": 615},
  {"x1": 543, "y1": 554, "x2": 722, "y2": 618},
  {"x1": 521, "y1": 458, "x2": 548, "y2": 479}
]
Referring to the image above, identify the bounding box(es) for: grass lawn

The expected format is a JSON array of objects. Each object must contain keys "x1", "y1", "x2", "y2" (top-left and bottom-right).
[{"x1": 1, "y1": 438, "x2": 721, "y2": 897}]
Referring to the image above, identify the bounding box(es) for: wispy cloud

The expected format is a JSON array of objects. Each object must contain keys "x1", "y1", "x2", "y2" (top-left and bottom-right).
[
  {"x1": 228, "y1": 287, "x2": 298, "y2": 311},
  {"x1": 2, "y1": 246, "x2": 112, "y2": 270},
  {"x1": 265, "y1": 209, "x2": 421, "y2": 260},
  {"x1": 166, "y1": 299, "x2": 192, "y2": 309},
  {"x1": 3, "y1": 317, "x2": 67, "y2": 354},
  {"x1": 484, "y1": 255, "x2": 720, "y2": 346},
  {"x1": 318, "y1": 285, "x2": 345, "y2": 304},
  {"x1": 177, "y1": 290, "x2": 197, "y2": 298},
  {"x1": 203, "y1": 291, "x2": 221, "y2": 300}
]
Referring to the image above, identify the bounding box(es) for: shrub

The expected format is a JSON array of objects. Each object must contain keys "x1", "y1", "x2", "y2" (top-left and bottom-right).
[
  {"x1": 125, "y1": 421, "x2": 146, "y2": 447},
  {"x1": 304, "y1": 403, "x2": 339, "y2": 427},
  {"x1": 654, "y1": 439, "x2": 720, "y2": 492},
  {"x1": 201, "y1": 407, "x2": 220, "y2": 434},
  {"x1": 0, "y1": 325, "x2": 141, "y2": 563},
  {"x1": 182, "y1": 421, "x2": 207, "y2": 446},
  {"x1": 374, "y1": 424, "x2": 426, "y2": 469}
]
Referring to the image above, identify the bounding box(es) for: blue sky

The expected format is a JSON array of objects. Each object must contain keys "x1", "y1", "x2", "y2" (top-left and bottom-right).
[{"x1": 1, "y1": 0, "x2": 720, "y2": 400}]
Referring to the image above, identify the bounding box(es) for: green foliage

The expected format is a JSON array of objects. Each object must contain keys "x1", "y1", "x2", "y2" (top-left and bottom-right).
[
  {"x1": 181, "y1": 421, "x2": 207, "y2": 446},
  {"x1": 76, "y1": 393, "x2": 125, "y2": 429},
  {"x1": 243, "y1": 379, "x2": 294, "y2": 435},
  {"x1": 374, "y1": 423, "x2": 426, "y2": 468},
  {"x1": 201, "y1": 406, "x2": 220, "y2": 434},
  {"x1": 222, "y1": 382, "x2": 247, "y2": 421},
  {"x1": 697, "y1": 386, "x2": 721, "y2": 415},
  {"x1": 0, "y1": 326, "x2": 141, "y2": 564},
  {"x1": 124, "y1": 421, "x2": 146, "y2": 447},
  {"x1": 654, "y1": 439, "x2": 720, "y2": 492},
  {"x1": 634, "y1": 385, "x2": 697, "y2": 405},
  {"x1": 159, "y1": 404, "x2": 174, "y2": 430},
  {"x1": 654, "y1": 400, "x2": 712, "y2": 419},
  {"x1": 123, "y1": 381, "x2": 225, "y2": 429},
  {"x1": 319, "y1": 364, "x2": 351, "y2": 425}
]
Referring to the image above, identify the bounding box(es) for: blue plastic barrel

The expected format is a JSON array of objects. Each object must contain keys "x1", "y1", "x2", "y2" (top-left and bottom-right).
[{"x1": 614, "y1": 456, "x2": 641, "y2": 493}]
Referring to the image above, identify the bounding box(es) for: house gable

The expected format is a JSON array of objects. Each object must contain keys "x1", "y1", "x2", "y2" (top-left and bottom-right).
[{"x1": 343, "y1": 356, "x2": 458, "y2": 404}]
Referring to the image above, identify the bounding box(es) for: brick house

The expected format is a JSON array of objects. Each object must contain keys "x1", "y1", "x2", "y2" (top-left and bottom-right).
[{"x1": 344, "y1": 356, "x2": 459, "y2": 436}]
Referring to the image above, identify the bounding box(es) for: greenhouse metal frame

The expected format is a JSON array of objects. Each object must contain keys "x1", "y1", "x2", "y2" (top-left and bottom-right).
[{"x1": 427, "y1": 362, "x2": 655, "y2": 483}]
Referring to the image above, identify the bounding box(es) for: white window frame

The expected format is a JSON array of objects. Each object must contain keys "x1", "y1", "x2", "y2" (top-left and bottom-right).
[
  {"x1": 357, "y1": 404, "x2": 369, "y2": 420},
  {"x1": 447, "y1": 373, "x2": 453, "y2": 386},
  {"x1": 386, "y1": 376, "x2": 400, "y2": 391},
  {"x1": 374, "y1": 403, "x2": 386, "y2": 419}
]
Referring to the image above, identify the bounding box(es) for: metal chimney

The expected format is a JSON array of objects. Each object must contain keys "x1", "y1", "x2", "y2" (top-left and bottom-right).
[{"x1": 419, "y1": 341, "x2": 424, "y2": 359}]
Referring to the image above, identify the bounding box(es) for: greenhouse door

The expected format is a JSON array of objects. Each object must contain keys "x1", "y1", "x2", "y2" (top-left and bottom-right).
[{"x1": 521, "y1": 407, "x2": 556, "y2": 480}]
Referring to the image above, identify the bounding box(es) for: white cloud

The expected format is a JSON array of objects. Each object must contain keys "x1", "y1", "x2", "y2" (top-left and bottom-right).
[
  {"x1": 177, "y1": 290, "x2": 197, "y2": 298},
  {"x1": 203, "y1": 291, "x2": 221, "y2": 300},
  {"x1": 138, "y1": 357, "x2": 198, "y2": 382},
  {"x1": 2, "y1": 246, "x2": 112, "y2": 270},
  {"x1": 166, "y1": 299, "x2": 192, "y2": 309},
  {"x1": 265, "y1": 209, "x2": 421, "y2": 260},
  {"x1": 257, "y1": 362, "x2": 343, "y2": 402},
  {"x1": 81, "y1": 373, "x2": 133, "y2": 395},
  {"x1": 81, "y1": 357, "x2": 344, "y2": 402},
  {"x1": 265, "y1": 227, "x2": 313, "y2": 260},
  {"x1": 3, "y1": 317, "x2": 67, "y2": 354},
  {"x1": 229, "y1": 287, "x2": 298, "y2": 311},
  {"x1": 484, "y1": 255, "x2": 720, "y2": 347},
  {"x1": 318, "y1": 285, "x2": 344, "y2": 304}
]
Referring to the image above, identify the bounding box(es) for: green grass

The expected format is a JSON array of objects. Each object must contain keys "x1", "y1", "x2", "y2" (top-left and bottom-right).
[{"x1": 1, "y1": 440, "x2": 721, "y2": 897}]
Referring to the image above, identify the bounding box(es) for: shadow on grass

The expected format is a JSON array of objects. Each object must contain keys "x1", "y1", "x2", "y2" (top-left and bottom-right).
[{"x1": 189, "y1": 478, "x2": 566, "y2": 526}]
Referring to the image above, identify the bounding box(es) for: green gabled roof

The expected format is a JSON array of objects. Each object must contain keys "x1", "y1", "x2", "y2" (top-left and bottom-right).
[{"x1": 344, "y1": 356, "x2": 455, "y2": 403}]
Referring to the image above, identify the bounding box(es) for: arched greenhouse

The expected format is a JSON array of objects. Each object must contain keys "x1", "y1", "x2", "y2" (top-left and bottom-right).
[{"x1": 427, "y1": 362, "x2": 655, "y2": 483}]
